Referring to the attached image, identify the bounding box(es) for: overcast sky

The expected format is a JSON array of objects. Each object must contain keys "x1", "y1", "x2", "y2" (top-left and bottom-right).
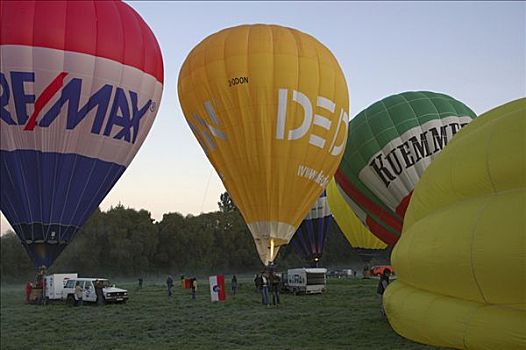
[{"x1": 1, "y1": 1, "x2": 524, "y2": 234}]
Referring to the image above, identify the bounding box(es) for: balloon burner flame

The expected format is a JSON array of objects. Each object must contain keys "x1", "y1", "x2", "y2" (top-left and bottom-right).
[{"x1": 270, "y1": 239, "x2": 275, "y2": 263}]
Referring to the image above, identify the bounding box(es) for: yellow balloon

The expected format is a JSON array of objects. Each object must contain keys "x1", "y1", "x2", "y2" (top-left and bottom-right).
[
  {"x1": 385, "y1": 98, "x2": 526, "y2": 350},
  {"x1": 326, "y1": 178, "x2": 386, "y2": 250},
  {"x1": 178, "y1": 24, "x2": 349, "y2": 265}
]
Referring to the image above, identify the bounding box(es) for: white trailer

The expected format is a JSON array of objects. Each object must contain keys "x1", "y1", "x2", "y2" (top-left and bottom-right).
[
  {"x1": 285, "y1": 268, "x2": 327, "y2": 295},
  {"x1": 341, "y1": 269, "x2": 355, "y2": 277},
  {"x1": 44, "y1": 273, "x2": 78, "y2": 300}
]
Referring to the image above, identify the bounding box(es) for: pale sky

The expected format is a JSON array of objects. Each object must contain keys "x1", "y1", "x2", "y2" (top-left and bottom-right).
[{"x1": 1, "y1": 1, "x2": 525, "y2": 234}]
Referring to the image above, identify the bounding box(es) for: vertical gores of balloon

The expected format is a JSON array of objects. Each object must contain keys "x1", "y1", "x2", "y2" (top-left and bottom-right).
[
  {"x1": 326, "y1": 178, "x2": 387, "y2": 262},
  {"x1": 178, "y1": 24, "x2": 349, "y2": 265},
  {"x1": 289, "y1": 191, "x2": 332, "y2": 267},
  {"x1": 0, "y1": 1, "x2": 163, "y2": 269},
  {"x1": 334, "y1": 91, "x2": 477, "y2": 246}
]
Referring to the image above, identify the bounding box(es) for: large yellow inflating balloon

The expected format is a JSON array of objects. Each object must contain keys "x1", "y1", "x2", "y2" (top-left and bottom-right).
[
  {"x1": 384, "y1": 98, "x2": 526, "y2": 350},
  {"x1": 326, "y1": 178, "x2": 387, "y2": 251},
  {"x1": 178, "y1": 24, "x2": 349, "y2": 265}
]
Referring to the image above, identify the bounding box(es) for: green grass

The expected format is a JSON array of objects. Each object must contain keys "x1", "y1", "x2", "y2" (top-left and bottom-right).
[{"x1": 1, "y1": 277, "x2": 449, "y2": 349}]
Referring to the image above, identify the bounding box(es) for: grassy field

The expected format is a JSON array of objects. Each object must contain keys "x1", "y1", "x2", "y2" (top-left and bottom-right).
[{"x1": 1, "y1": 276, "x2": 449, "y2": 350}]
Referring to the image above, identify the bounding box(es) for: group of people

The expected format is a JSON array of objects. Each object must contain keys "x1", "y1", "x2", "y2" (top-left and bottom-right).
[
  {"x1": 166, "y1": 274, "x2": 242, "y2": 300},
  {"x1": 162, "y1": 267, "x2": 388, "y2": 314},
  {"x1": 73, "y1": 279, "x2": 105, "y2": 306},
  {"x1": 24, "y1": 269, "x2": 388, "y2": 312},
  {"x1": 24, "y1": 271, "x2": 45, "y2": 304},
  {"x1": 254, "y1": 269, "x2": 281, "y2": 306},
  {"x1": 167, "y1": 275, "x2": 197, "y2": 299}
]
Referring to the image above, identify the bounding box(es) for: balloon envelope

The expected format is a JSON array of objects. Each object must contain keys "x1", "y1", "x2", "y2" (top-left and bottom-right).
[
  {"x1": 0, "y1": 0, "x2": 163, "y2": 268},
  {"x1": 290, "y1": 191, "x2": 331, "y2": 265},
  {"x1": 335, "y1": 91, "x2": 476, "y2": 245},
  {"x1": 385, "y1": 98, "x2": 526, "y2": 350},
  {"x1": 178, "y1": 24, "x2": 349, "y2": 265},
  {"x1": 326, "y1": 178, "x2": 387, "y2": 260}
]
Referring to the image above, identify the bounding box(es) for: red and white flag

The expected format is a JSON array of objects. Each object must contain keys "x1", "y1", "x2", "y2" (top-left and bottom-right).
[{"x1": 209, "y1": 274, "x2": 226, "y2": 302}]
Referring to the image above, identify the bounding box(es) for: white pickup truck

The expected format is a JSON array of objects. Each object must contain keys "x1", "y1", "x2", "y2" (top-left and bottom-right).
[{"x1": 62, "y1": 278, "x2": 129, "y2": 304}]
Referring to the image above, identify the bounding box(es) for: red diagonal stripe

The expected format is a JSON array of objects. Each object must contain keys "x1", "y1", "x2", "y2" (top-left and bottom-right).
[
  {"x1": 335, "y1": 168, "x2": 403, "y2": 232},
  {"x1": 24, "y1": 72, "x2": 68, "y2": 131},
  {"x1": 396, "y1": 191, "x2": 413, "y2": 218},
  {"x1": 365, "y1": 216, "x2": 399, "y2": 246}
]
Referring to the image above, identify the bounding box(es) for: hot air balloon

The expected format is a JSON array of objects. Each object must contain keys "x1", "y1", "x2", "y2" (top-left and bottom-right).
[
  {"x1": 178, "y1": 24, "x2": 349, "y2": 265},
  {"x1": 289, "y1": 191, "x2": 331, "y2": 267},
  {"x1": 335, "y1": 91, "x2": 476, "y2": 246},
  {"x1": 326, "y1": 178, "x2": 387, "y2": 262},
  {"x1": 0, "y1": 0, "x2": 164, "y2": 269},
  {"x1": 384, "y1": 98, "x2": 526, "y2": 350}
]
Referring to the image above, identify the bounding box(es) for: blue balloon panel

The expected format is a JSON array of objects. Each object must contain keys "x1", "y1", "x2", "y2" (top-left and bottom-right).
[
  {"x1": 1, "y1": 150, "x2": 125, "y2": 267},
  {"x1": 290, "y1": 215, "x2": 331, "y2": 263},
  {"x1": 290, "y1": 191, "x2": 332, "y2": 264}
]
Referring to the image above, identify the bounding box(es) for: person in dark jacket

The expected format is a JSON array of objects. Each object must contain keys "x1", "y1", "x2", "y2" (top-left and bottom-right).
[
  {"x1": 231, "y1": 275, "x2": 238, "y2": 296},
  {"x1": 376, "y1": 269, "x2": 391, "y2": 315},
  {"x1": 261, "y1": 272, "x2": 270, "y2": 306},
  {"x1": 254, "y1": 274, "x2": 262, "y2": 293},
  {"x1": 166, "y1": 275, "x2": 174, "y2": 297},
  {"x1": 95, "y1": 279, "x2": 105, "y2": 306},
  {"x1": 270, "y1": 271, "x2": 281, "y2": 306}
]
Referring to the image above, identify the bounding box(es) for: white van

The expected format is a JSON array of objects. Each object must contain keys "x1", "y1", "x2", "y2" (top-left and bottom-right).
[
  {"x1": 285, "y1": 268, "x2": 327, "y2": 295},
  {"x1": 62, "y1": 278, "x2": 128, "y2": 304}
]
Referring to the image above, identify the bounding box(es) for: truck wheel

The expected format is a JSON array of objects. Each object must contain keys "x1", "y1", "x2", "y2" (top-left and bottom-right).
[{"x1": 66, "y1": 295, "x2": 75, "y2": 306}]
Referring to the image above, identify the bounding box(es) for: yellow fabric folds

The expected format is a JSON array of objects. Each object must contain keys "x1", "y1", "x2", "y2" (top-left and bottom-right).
[{"x1": 385, "y1": 98, "x2": 526, "y2": 349}]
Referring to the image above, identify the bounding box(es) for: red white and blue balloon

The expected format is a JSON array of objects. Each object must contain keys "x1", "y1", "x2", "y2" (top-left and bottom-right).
[{"x1": 0, "y1": 0, "x2": 163, "y2": 268}]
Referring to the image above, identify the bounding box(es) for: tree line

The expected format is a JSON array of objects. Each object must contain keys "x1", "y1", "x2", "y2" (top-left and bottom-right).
[{"x1": 1, "y1": 193, "x2": 387, "y2": 282}]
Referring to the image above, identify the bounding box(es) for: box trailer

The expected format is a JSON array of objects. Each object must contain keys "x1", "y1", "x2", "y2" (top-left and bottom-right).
[
  {"x1": 285, "y1": 268, "x2": 327, "y2": 295},
  {"x1": 44, "y1": 273, "x2": 78, "y2": 300}
]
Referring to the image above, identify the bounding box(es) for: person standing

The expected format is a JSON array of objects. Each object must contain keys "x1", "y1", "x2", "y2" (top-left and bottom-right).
[
  {"x1": 25, "y1": 281, "x2": 33, "y2": 304},
  {"x1": 254, "y1": 274, "x2": 262, "y2": 293},
  {"x1": 270, "y1": 271, "x2": 281, "y2": 306},
  {"x1": 231, "y1": 275, "x2": 238, "y2": 296},
  {"x1": 362, "y1": 264, "x2": 370, "y2": 279},
  {"x1": 261, "y1": 272, "x2": 270, "y2": 306},
  {"x1": 191, "y1": 278, "x2": 197, "y2": 299},
  {"x1": 95, "y1": 280, "x2": 104, "y2": 306},
  {"x1": 74, "y1": 281, "x2": 83, "y2": 306},
  {"x1": 376, "y1": 269, "x2": 391, "y2": 315},
  {"x1": 166, "y1": 275, "x2": 174, "y2": 297}
]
